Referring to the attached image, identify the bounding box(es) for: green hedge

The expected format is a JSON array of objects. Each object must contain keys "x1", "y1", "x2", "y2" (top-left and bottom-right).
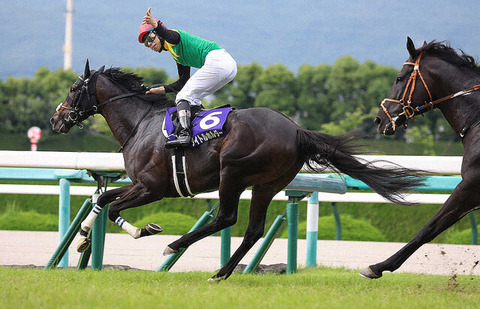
[
  {"x1": 0, "y1": 193, "x2": 477, "y2": 244},
  {"x1": 280, "y1": 215, "x2": 387, "y2": 241},
  {"x1": 0, "y1": 209, "x2": 58, "y2": 231},
  {"x1": 444, "y1": 227, "x2": 479, "y2": 245}
]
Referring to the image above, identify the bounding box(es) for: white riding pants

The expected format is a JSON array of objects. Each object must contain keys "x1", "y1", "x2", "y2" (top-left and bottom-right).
[{"x1": 176, "y1": 49, "x2": 237, "y2": 106}]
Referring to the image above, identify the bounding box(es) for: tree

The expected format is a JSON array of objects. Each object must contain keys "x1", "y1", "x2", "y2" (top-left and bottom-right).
[
  {"x1": 0, "y1": 67, "x2": 77, "y2": 134},
  {"x1": 320, "y1": 108, "x2": 372, "y2": 135},
  {"x1": 122, "y1": 67, "x2": 169, "y2": 87},
  {"x1": 296, "y1": 63, "x2": 331, "y2": 130},
  {"x1": 319, "y1": 57, "x2": 400, "y2": 136},
  {"x1": 253, "y1": 64, "x2": 298, "y2": 117},
  {"x1": 210, "y1": 62, "x2": 263, "y2": 109},
  {"x1": 326, "y1": 56, "x2": 361, "y2": 120},
  {"x1": 405, "y1": 125, "x2": 436, "y2": 156},
  {"x1": 0, "y1": 58, "x2": 457, "y2": 143}
]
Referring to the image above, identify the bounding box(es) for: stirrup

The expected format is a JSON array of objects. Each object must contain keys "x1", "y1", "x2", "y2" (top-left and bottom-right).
[{"x1": 165, "y1": 134, "x2": 191, "y2": 148}]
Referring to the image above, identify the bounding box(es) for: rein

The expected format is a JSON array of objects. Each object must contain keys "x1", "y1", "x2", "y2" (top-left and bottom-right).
[{"x1": 380, "y1": 52, "x2": 480, "y2": 135}]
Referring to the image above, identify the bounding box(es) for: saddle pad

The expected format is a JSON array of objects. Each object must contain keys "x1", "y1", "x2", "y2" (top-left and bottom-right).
[{"x1": 163, "y1": 107, "x2": 233, "y2": 147}]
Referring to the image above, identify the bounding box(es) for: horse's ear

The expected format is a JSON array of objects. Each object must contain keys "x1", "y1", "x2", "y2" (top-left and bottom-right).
[
  {"x1": 97, "y1": 65, "x2": 105, "y2": 74},
  {"x1": 422, "y1": 41, "x2": 428, "y2": 47},
  {"x1": 84, "y1": 59, "x2": 91, "y2": 79},
  {"x1": 406, "y1": 37, "x2": 417, "y2": 58}
]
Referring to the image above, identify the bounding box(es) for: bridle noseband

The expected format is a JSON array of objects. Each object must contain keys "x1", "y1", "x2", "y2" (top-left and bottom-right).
[
  {"x1": 54, "y1": 66, "x2": 153, "y2": 152},
  {"x1": 55, "y1": 68, "x2": 140, "y2": 129},
  {"x1": 380, "y1": 52, "x2": 433, "y2": 132},
  {"x1": 55, "y1": 69, "x2": 103, "y2": 129},
  {"x1": 380, "y1": 52, "x2": 480, "y2": 134}
]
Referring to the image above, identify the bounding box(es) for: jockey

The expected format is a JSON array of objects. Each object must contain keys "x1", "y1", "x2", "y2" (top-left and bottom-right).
[{"x1": 139, "y1": 7, "x2": 237, "y2": 148}]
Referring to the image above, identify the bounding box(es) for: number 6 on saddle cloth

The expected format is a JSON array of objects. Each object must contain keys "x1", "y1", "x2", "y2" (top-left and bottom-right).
[{"x1": 162, "y1": 106, "x2": 234, "y2": 148}]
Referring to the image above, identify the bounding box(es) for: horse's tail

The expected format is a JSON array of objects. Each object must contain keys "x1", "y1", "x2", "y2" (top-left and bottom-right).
[{"x1": 296, "y1": 129, "x2": 425, "y2": 205}]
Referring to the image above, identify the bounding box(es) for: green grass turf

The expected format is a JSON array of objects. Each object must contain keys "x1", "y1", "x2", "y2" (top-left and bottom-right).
[{"x1": 0, "y1": 267, "x2": 478, "y2": 309}]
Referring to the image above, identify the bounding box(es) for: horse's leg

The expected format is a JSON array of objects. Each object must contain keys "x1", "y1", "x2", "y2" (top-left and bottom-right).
[
  {"x1": 209, "y1": 184, "x2": 276, "y2": 281},
  {"x1": 164, "y1": 153, "x2": 300, "y2": 256},
  {"x1": 360, "y1": 178, "x2": 480, "y2": 279},
  {"x1": 77, "y1": 185, "x2": 132, "y2": 252},
  {"x1": 77, "y1": 183, "x2": 162, "y2": 252},
  {"x1": 164, "y1": 183, "x2": 244, "y2": 254},
  {"x1": 107, "y1": 183, "x2": 162, "y2": 238}
]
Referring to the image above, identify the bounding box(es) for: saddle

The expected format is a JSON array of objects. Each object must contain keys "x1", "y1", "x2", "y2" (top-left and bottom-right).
[
  {"x1": 164, "y1": 104, "x2": 234, "y2": 198},
  {"x1": 163, "y1": 104, "x2": 234, "y2": 148}
]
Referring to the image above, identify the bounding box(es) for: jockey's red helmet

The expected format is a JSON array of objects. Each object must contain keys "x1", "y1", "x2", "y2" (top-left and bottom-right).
[{"x1": 138, "y1": 20, "x2": 160, "y2": 43}]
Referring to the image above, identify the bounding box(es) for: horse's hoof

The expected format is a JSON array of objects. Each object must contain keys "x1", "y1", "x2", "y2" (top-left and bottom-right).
[
  {"x1": 163, "y1": 246, "x2": 179, "y2": 256},
  {"x1": 145, "y1": 223, "x2": 163, "y2": 235},
  {"x1": 77, "y1": 236, "x2": 91, "y2": 253},
  {"x1": 140, "y1": 223, "x2": 163, "y2": 238},
  {"x1": 359, "y1": 266, "x2": 382, "y2": 279},
  {"x1": 208, "y1": 274, "x2": 227, "y2": 283}
]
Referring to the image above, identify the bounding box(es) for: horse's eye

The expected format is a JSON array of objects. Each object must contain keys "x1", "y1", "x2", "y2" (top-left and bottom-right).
[
  {"x1": 70, "y1": 86, "x2": 75, "y2": 93},
  {"x1": 396, "y1": 77, "x2": 402, "y2": 83}
]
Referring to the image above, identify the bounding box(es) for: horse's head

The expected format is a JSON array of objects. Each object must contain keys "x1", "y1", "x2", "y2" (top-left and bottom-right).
[
  {"x1": 50, "y1": 60, "x2": 105, "y2": 133},
  {"x1": 375, "y1": 37, "x2": 435, "y2": 135}
]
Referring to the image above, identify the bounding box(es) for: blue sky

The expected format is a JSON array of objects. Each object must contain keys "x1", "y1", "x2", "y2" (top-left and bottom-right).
[{"x1": 1, "y1": 1, "x2": 479, "y2": 80}]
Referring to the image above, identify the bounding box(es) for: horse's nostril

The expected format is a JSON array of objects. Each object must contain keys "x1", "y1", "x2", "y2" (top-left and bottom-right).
[{"x1": 374, "y1": 117, "x2": 381, "y2": 125}]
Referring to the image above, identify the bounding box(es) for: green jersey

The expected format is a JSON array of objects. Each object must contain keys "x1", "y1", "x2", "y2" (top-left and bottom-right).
[{"x1": 164, "y1": 30, "x2": 222, "y2": 68}]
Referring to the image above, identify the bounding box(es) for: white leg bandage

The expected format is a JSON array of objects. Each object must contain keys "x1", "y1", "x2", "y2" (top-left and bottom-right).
[
  {"x1": 81, "y1": 204, "x2": 103, "y2": 232},
  {"x1": 115, "y1": 217, "x2": 141, "y2": 239}
]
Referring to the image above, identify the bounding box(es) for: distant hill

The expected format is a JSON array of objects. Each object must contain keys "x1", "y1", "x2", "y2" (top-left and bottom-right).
[{"x1": 1, "y1": 1, "x2": 479, "y2": 80}]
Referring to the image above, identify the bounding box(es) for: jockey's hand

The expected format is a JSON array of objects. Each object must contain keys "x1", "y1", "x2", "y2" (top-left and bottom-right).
[
  {"x1": 142, "y1": 7, "x2": 158, "y2": 28},
  {"x1": 146, "y1": 86, "x2": 166, "y2": 95}
]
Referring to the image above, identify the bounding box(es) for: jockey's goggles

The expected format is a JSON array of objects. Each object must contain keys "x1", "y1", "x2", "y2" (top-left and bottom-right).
[{"x1": 143, "y1": 31, "x2": 157, "y2": 47}]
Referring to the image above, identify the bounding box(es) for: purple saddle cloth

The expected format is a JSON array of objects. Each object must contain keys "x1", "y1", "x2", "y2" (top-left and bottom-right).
[{"x1": 164, "y1": 106, "x2": 233, "y2": 148}]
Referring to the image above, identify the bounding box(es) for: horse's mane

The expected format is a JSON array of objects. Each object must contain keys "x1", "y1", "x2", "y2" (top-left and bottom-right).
[
  {"x1": 418, "y1": 41, "x2": 480, "y2": 73},
  {"x1": 102, "y1": 67, "x2": 175, "y2": 108}
]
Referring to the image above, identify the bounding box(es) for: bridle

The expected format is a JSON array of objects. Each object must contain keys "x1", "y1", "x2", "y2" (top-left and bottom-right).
[
  {"x1": 380, "y1": 52, "x2": 480, "y2": 133},
  {"x1": 55, "y1": 67, "x2": 139, "y2": 129},
  {"x1": 55, "y1": 72, "x2": 100, "y2": 129},
  {"x1": 54, "y1": 65, "x2": 155, "y2": 151}
]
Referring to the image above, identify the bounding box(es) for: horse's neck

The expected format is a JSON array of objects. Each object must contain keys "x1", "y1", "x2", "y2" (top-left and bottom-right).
[
  {"x1": 434, "y1": 66, "x2": 480, "y2": 134},
  {"x1": 96, "y1": 78, "x2": 164, "y2": 148},
  {"x1": 103, "y1": 99, "x2": 158, "y2": 147}
]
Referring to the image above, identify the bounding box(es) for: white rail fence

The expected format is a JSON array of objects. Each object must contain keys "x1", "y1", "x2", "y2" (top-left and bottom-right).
[{"x1": 0, "y1": 150, "x2": 463, "y2": 204}]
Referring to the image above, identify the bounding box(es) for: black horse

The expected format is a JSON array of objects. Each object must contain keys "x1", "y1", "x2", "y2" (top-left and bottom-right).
[
  {"x1": 368, "y1": 37, "x2": 480, "y2": 279},
  {"x1": 50, "y1": 60, "x2": 423, "y2": 281}
]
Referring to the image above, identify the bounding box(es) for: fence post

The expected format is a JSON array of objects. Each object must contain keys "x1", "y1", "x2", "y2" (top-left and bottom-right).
[
  {"x1": 331, "y1": 202, "x2": 342, "y2": 240},
  {"x1": 468, "y1": 212, "x2": 478, "y2": 245},
  {"x1": 284, "y1": 190, "x2": 309, "y2": 275},
  {"x1": 58, "y1": 178, "x2": 71, "y2": 267},
  {"x1": 91, "y1": 203, "x2": 109, "y2": 270},
  {"x1": 306, "y1": 192, "x2": 318, "y2": 267},
  {"x1": 53, "y1": 169, "x2": 86, "y2": 267},
  {"x1": 220, "y1": 227, "x2": 231, "y2": 267},
  {"x1": 243, "y1": 213, "x2": 286, "y2": 274},
  {"x1": 287, "y1": 201, "x2": 299, "y2": 274},
  {"x1": 157, "y1": 205, "x2": 218, "y2": 272},
  {"x1": 45, "y1": 198, "x2": 92, "y2": 269}
]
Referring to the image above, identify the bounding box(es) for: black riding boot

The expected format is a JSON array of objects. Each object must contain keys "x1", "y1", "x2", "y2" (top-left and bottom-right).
[{"x1": 165, "y1": 100, "x2": 192, "y2": 148}]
